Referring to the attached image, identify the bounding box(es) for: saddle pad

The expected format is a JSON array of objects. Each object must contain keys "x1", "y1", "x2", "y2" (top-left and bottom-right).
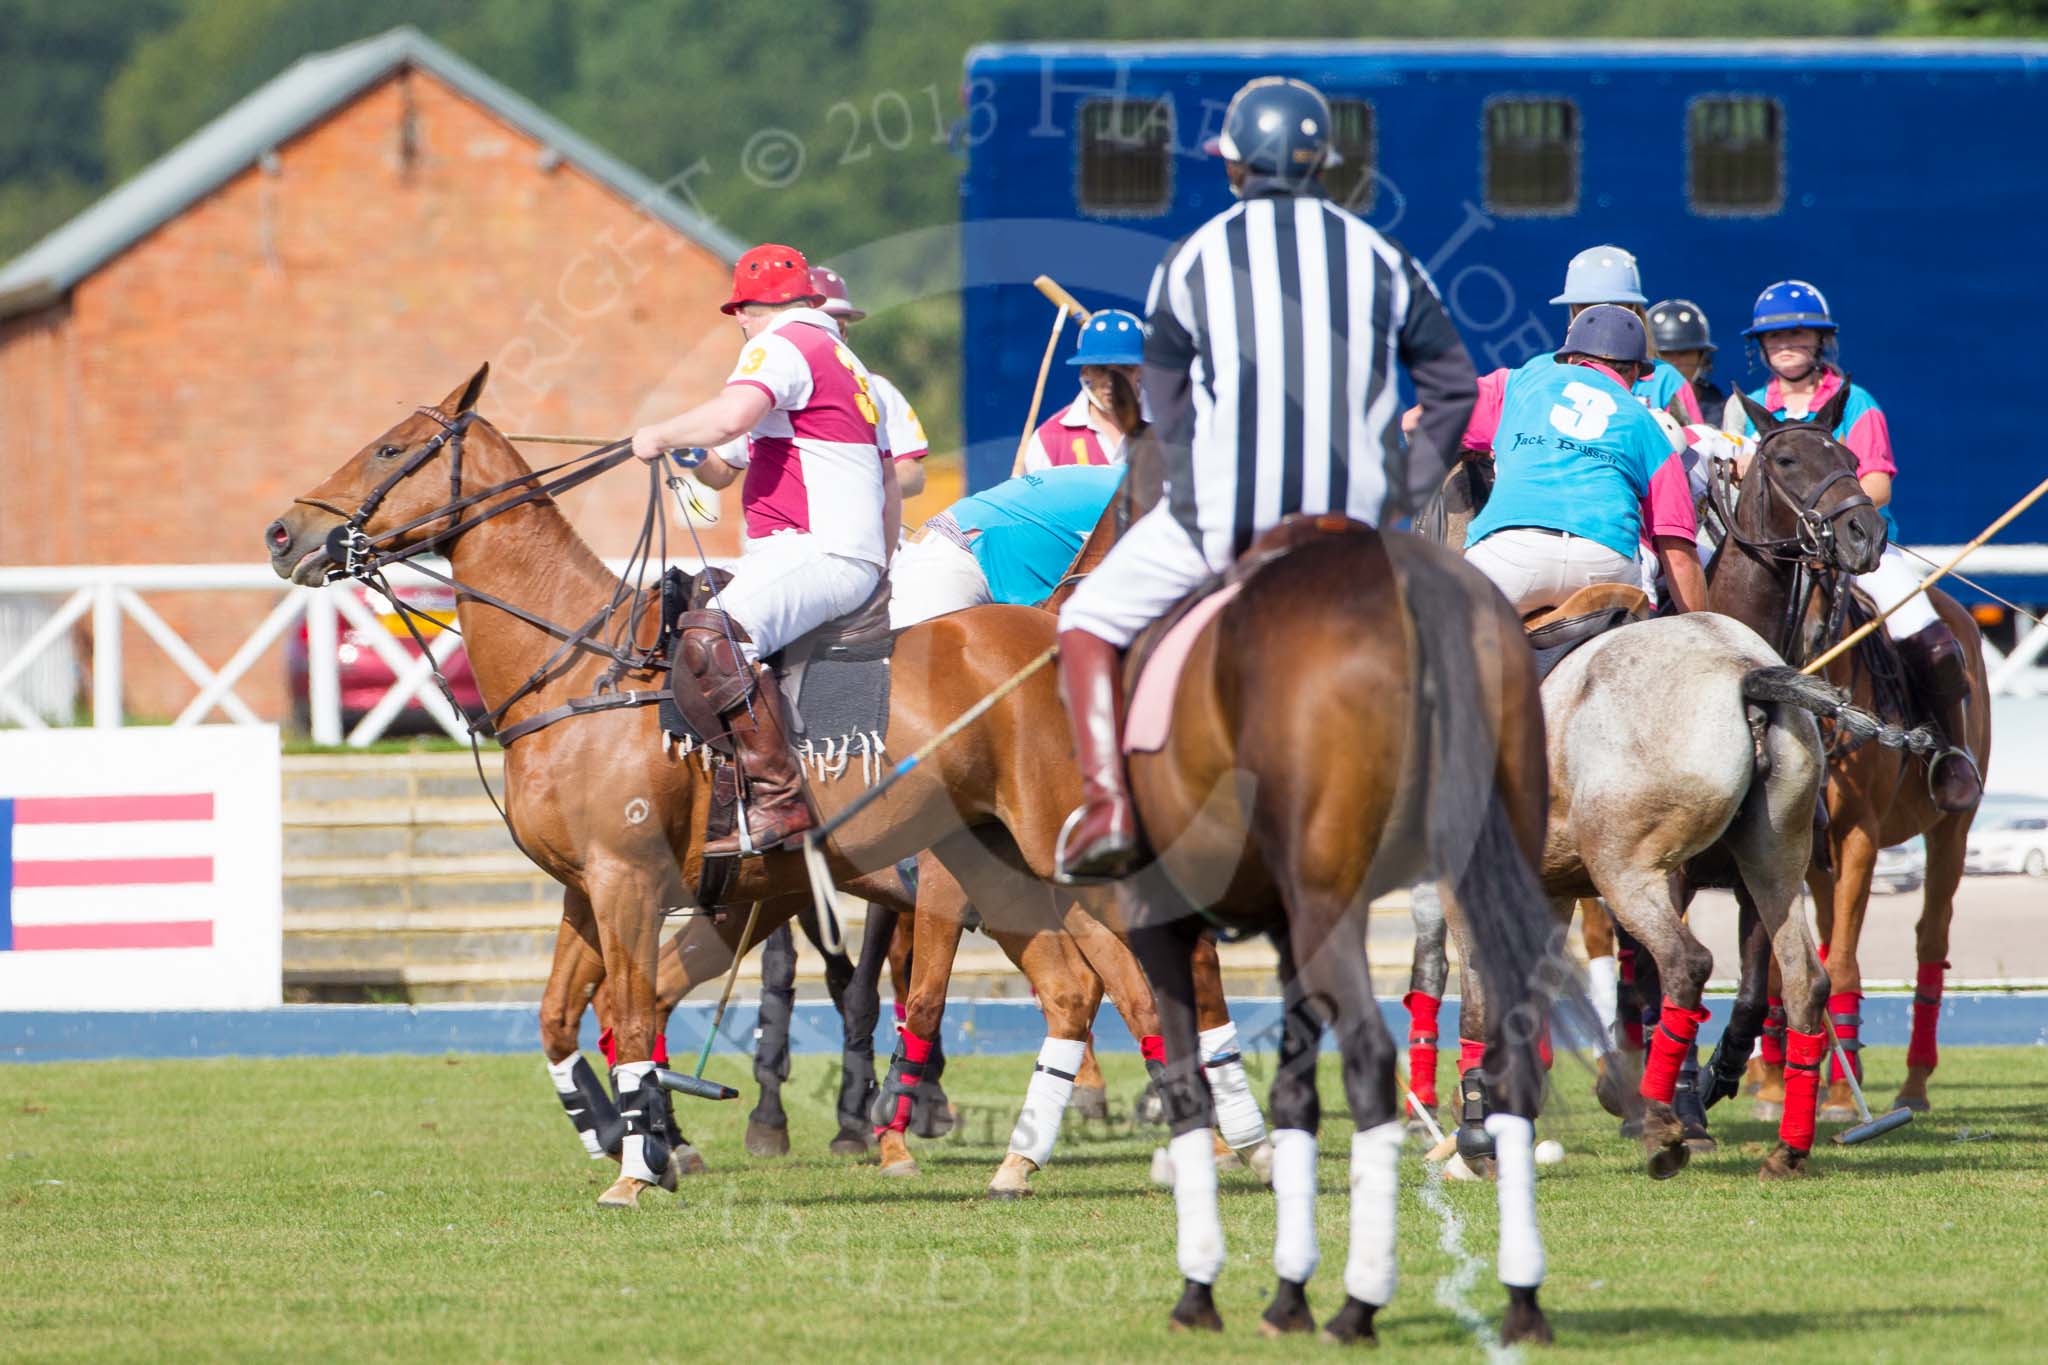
[
  {"x1": 660, "y1": 647, "x2": 893, "y2": 780},
  {"x1": 1125, "y1": 582, "x2": 1242, "y2": 754}
]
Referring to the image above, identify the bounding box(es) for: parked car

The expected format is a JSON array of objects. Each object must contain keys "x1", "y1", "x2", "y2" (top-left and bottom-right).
[
  {"x1": 287, "y1": 584, "x2": 482, "y2": 734},
  {"x1": 1871, "y1": 839, "x2": 1926, "y2": 896},
  {"x1": 1966, "y1": 813, "x2": 2048, "y2": 878}
]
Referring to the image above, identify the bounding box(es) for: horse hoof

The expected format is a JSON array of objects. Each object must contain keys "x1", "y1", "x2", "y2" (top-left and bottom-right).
[
  {"x1": 1501, "y1": 1287, "x2": 1553, "y2": 1346},
  {"x1": 987, "y1": 1152, "x2": 1037, "y2": 1199},
  {"x1": 1319, "y1": 1296, "x2": 1379, "y2": 1345},
  {"x1": 596, "y1": 1175, "x2": 653, "y2": 1209},
  {"x1": 1818, "y1": 1102, "x2": 1861, "y2": 1124},
  {"x1": 910, "y1": 1100, "x2": 957, "y2": 1140},
  {"x1": 829, "y1": 1128, "x2": 873, "y2": 1157},
  {"x1": 1246, "y1": 1140, "x2": 1275, "y2": 1186},
  {"x1": 877, "y1": 1129, "x2": 918, "y2": 1177},
  {"x1": 1259, "y1": 1278, "x2": 1315, "y2": 1337},
  {"x1": 1594, "y1": 1058, "x2": 1637, "y2": 1118},
  {"x1": 1757, "y1": 1143, "x2": 1815, "y2": 1181},
  {"x1": 1072, "y1": 1084, "x2": 1110, "y2": 1121},
  {"x1": 1752, "y1": 1100, "x2": 1783, "y2": 1123},
  {"x1": 1641, "y1": 1103, "x2": 1690, "y2": 1180},
  {"x1": 1618, "y1": 1115, "x2": 1644, "y2": 1140},
  {"x1": 744, "y1": 1120, "x2": 790, "y2": 1158},
  {"x1": 1168, "y1": 1279, "x2": 1223, "y2": 1333},
  {"x1": 671, "y1": 1144, "x2": 708, "y2": 1178},
  {"x1": 1212, "y1": 1132, "x2": 1243, "y2": 1170},
  {"x1": 1647, "y1": 1144, "x2": 1691, "y2": 1180},
  {"x1": 1894, "y1": 1093, "x2": 1932, "y2": 1114},
  {"x1": 1684, "y1": 1135, "x2": 1719, "y2": 1155}
]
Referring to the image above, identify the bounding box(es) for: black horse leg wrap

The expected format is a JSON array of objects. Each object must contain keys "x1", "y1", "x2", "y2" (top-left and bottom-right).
[
  {"x1": 1831, "y1": 1009, "x2": 1863, "y2": 1054},
  {"x1": 556, "y1": 1055, "x2": 625, "y2": 1157},
  {"x1": 1762, "y1": 1003, "x2": 1787, "y2": 1048},
  {"x1": 1455, "y1": 1067, "x2": 1494, "y2": 1162},
  {"x1": 615, "y1": 1069, "x2": 672, "y2": 1176},
  {"x1": 872, "y1": 1042, "x2": 928, "y2": 1126},
  {"x1": 1704, "y1": 1011, "x2": 1763, "y2": 1106}
]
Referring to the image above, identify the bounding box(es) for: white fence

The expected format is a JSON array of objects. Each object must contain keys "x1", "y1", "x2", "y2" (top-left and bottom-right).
[{"x1": 2, "y1": 546, "x2": 2047, "y2": 746}]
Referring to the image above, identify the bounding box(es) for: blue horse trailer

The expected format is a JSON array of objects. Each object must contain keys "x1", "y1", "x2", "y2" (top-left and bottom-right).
[{"x1": 957, "y1": 41, "x2": 2048, "y2": 570}]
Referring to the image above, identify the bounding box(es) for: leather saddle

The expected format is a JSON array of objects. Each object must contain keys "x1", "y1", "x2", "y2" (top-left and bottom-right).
[{"x1": 1522, "y1": 583, "x2": 1652, "y2": 682}]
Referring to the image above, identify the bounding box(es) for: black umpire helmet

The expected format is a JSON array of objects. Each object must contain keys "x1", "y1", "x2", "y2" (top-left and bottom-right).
[
  {"x1": 1648, "y1": 298, "x2": 1716, "y2": 354},
  {"x1": 1205, "y1": 76, "x2": 1341, "y2": 188}
]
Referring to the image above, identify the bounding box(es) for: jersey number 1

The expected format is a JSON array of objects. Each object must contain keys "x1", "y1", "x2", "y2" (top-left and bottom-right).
[{"x1": 1549, "y1": 382, "x2": 1616, "y2": 441}]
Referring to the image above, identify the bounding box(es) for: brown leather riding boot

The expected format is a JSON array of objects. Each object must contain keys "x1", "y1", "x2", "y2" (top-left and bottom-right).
[
  {"x1": 680, "y1": 615, "x2": 814, "y2": 856},
  {"x1": 1898, "y1": 622, "x2": 1982, "y2": 813},
  {"x1": 1054, "y1": 628, "x2": 1139, "y2": 882}
]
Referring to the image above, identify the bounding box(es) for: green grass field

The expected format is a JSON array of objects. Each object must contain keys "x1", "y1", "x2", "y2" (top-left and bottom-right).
[{"x1": 4, "y1": 1046, "x2": 2046, "y2": 1362}]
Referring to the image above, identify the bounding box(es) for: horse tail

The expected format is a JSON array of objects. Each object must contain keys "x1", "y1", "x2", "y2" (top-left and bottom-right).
[
  {"x1": 1399, "y1": 543, "x2": 1586, "y2": 1108},
  {"x1": 1739, "y1": 666, "x2": 1890, "y2": 746}
]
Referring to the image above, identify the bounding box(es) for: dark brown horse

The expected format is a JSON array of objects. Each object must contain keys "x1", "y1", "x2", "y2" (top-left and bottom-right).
[
  {"x1": 1700, "y1": 403, "x2": 1989, "y2": 1121},
  {"x1": 266, "y1": 367, "x2": 1096, "y2": 1208},
  {"x1": 1106, "y1": 515, "x2": 1564, "y2": 1346}
]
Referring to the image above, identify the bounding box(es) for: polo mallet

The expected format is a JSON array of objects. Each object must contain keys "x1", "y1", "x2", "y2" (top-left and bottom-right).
[
  {"x1": 1822, "y1": 1008, "x2": 1912, "y2": 1145},
  {"x1": 1800, "y1": 466, "x2": 2048, "y2": 676},
  {"x1": 1009, "y1": 275, "x2": 1089, "y2": 477},
  {"x1": 799, "y1": 645, "x2": 1059, "y2": 939},
  {"x1": 655, "y1": 897, "x2": 767, "y2": 1103}
]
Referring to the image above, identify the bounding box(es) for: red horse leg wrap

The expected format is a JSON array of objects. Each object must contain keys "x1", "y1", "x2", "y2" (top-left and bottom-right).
[
  {"x1": 1139, "y1": 1034, "x2": 1167, "y2": 1066},
  {"x1": 1780, "y1": 1029, "x2": 1825, "y2": 1152},
  {"x1": 880, "y1": 1029, "x2": 934, "y2": 1134},
  {"x1": 1617, "y1": 943, "x2": 1644, "y2": 1051},
  {"x1": 652, "y1": 1034, "x2": 669, "y2": 1067},
  {"x1": 894, "y1": 999, "x2": 907, "y2": 1025},
  {"x1": 1404, "y1": 991, "x2": 1441, "y2": 1108},
  {"x1": 1759, "y1": 997, "x2": 1787, "y2": 1066},
  {"x1": 1827, "y1": 991, "x2": 1863, "y2": 1084},
  {"x1": 1537, "y1": 1023, "x2": 1554, "y2": 1071},
  {"x1": 1639, "y1": 999, "x2": 1710, "y2": 1104},
  {"x1": 1459, "y1": 1038, "x2": 1487, "y2": 1074},
  {"x1": 600, "y1": 1026, "x2": 618, "y2": 1069},
  {"x1": 1908, "y1": 960, "x2": 1948, "y2": 1071}
]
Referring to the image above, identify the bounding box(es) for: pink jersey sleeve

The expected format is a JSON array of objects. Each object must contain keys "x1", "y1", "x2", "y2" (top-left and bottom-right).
[
  {"x1": 1844, "y1": 407, "x2": 1897, "y2": 479},
  {"x1": 1670, "y1": 379, "x2": 1703, "y2": 425},
  {"x1": 1462, "y1": 368, "x2": 1510, "y2": 452},
  {"x1": 1643, "y1": 455, "x2": 1699, "y2": 543}
]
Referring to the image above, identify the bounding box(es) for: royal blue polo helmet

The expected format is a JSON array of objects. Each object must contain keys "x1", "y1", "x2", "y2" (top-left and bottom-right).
[
  {"x1": 1068, "y1": 309, "x2": 1148, "y2": 367},
  {"x1": 1743, "y1": 279, "x2": 1839, "y2": 369},
  {"x1": 1204, "y1": 76, "x2": 1341, "y2": 190},
  {"x1": 1556, "y1": 304, "x2": 1656, "y2": 378}
]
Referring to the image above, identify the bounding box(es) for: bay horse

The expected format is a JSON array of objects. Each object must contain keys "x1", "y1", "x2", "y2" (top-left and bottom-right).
[
  {"x1": 1700, "y1": 396, "x2": 1990, "y2": 1122},
  {"x1": 1107, "y1": 515, "x2": 1566, "y2": 1346},
  {"x1": 265, "y1": 366, "x2": 1096, "y2": 1208}
]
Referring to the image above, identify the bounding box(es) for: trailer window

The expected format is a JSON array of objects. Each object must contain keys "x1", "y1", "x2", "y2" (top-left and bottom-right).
[
  {"x1": 1321, "y1": 99, "x2": 1377, "y2": 213},
  {"x1": 1483, "y1": 97, "x2": 1578, "y2": 215},
  {"x1": 1689, "y1": 96, "x2": 1784, "y2": 215},
  {"x1": 1077, "y1": 98, "x2": 1173, "y2": 216}
]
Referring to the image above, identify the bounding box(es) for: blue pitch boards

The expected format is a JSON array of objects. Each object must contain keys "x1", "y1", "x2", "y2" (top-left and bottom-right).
[{"x1": 4, "y1": 994, "x2": 2046, "y2": 1064}]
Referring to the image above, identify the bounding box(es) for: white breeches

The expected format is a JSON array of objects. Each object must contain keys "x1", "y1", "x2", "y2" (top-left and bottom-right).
[
  {"x1": 887, "y1": 528, "x2": 991, "y2": 629},
  {"x1": 1057, "y1": 503, "x2": 1222, "y2": 647},
  {"x1": 1859, "y1": 545, "x2": 1938, "y2": 638},
  {"x1": 1465, "y1": 528, "x2": 1638, "y2": 618},
  {"x1": 718, "y1": 532, "x2": 881, "y2": 661}
]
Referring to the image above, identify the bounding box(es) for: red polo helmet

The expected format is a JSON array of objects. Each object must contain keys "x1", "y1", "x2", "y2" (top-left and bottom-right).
[
  {"x1": 721, "y1": 243, "x2": 824, "y2": 315},
  {"x1": 810, "y1": 266, "x2": 866, "y2": 322}
]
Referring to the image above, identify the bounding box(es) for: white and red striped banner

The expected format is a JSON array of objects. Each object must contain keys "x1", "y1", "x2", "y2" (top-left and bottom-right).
[{"x1": 0, "y1": 727, "x2": 280, "y2": 1008}]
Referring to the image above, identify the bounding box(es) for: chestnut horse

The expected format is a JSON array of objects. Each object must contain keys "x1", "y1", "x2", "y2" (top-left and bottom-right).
[
  {"x1": 1109, "y1": 517, "x2": 1565, "y2": 1346},
  {"x1": 266, "y1": 366, "x2": 1094, "y2": 1208},
  {"x1": 1699, "y1": 403, "x2": 1989, "y2": 1121}
]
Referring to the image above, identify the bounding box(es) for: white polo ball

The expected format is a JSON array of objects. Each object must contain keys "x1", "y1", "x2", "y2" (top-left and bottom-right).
[{"x1": 1534, "y1": 1139, "x2": 1566, "y2": 1166}]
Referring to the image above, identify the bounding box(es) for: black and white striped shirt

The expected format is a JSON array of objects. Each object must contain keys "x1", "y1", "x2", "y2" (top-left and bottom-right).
[{"x1": 1142, "y1": 183, "x2": 1477, "y2": 563}]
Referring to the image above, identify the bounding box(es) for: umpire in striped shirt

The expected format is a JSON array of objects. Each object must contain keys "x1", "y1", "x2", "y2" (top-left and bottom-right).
[{"x1": 1055, "y1": 76, "x2": 1480, "y2": 881}]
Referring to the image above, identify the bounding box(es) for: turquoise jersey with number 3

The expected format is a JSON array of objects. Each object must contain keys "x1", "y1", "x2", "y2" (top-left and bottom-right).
[{"x1": 1466, "y1": 355, "x2": 1673, "y2": 561}]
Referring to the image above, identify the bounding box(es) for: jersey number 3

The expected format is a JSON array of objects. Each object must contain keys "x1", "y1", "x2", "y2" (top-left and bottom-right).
[{"x1": 1548, "y1": 382, "x2": 1616, "y2": 440}]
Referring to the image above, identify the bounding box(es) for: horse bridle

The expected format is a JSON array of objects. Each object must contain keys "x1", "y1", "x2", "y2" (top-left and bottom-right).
[{"x1": 1708, "y1": 422, "x2": 1875, "y2": 572}]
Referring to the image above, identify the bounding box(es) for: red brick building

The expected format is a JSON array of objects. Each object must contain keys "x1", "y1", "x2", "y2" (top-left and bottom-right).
[{"x1": 0, "y1": 27, "x2": 751, "y2": 721}]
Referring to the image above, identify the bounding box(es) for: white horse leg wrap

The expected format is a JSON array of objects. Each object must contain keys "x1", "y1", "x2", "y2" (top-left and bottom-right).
[
  {"x1": 546, "y1": 1052, "x2": 607, "y2": 1158},
  {"x1": 1199, "y1": 1022, "x2": 1267, "y2": 1150},
  {"x1": 615, "y1": 1061, "x2": 661, "y2": 1184},
  {"x1": 1486, "y1": 1113, "x2": 1545, "y2": 1288},
  {"x1": 1169, "y1": 1127, "x2": 1226, "y2": 1285},
  {"x1": 1007, "y1": 1036, "x2": 1086, "y2": 1168},
  {"x1": 1586, "y1": 954, "x2": 1619, "y2": 1042},
  {"x1": 1345, "y1": 1121, "x2": 1404, "y2": 1306},
  {"x1": 1269, "y1": 1128, "x2": 1320, "y2": 1283}
]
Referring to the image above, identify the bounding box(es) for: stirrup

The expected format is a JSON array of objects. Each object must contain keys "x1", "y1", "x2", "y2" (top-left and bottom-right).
[
  {"x1": 1925, "y1": 744, "x2": 1982, "y2": 808},
  {"x1": 1053, "y1": 807, "x2": 1132, "y2": 887}
]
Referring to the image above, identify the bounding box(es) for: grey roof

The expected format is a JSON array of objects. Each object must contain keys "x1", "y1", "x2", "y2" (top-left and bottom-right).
[{"x1": 0, "y1": 25, "x2": 743, "y2": 317}]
